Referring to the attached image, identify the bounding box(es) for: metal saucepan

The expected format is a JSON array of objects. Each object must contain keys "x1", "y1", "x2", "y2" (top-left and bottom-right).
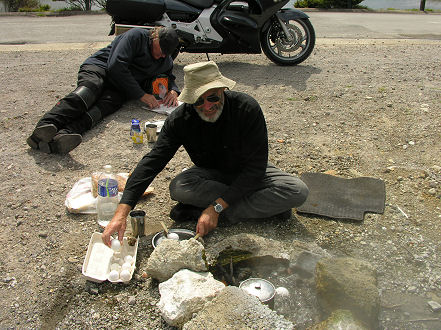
[
  {"x1": 239, "y1": 278, "x2": 276, "y2": 309},
  {"x1": 152, "y1": 228, "x2": 202, "y2": 248}
]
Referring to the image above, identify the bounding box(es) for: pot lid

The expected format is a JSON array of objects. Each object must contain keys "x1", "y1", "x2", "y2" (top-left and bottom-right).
[{"x1": 239, "y1": 278, "x2": 275, "y2": 302}]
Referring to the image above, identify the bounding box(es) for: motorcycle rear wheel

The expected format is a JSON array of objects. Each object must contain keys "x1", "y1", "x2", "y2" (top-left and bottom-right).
[{"x1": 261, "y1": 18, "x2": 315, "y2": 66}]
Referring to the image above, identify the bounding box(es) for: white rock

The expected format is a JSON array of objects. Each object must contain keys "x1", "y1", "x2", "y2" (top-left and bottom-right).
[
  {"x1": 158, "y1": 269, "x2": 225, "y2": 327},
  {"x1": 146, "y1": 238, "x2": 207, "y2": 282}
]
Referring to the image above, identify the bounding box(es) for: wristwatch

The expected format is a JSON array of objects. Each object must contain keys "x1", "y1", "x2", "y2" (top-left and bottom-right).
[{"x1": 211, "y1": 201, "x2": 223, "y2": 213}]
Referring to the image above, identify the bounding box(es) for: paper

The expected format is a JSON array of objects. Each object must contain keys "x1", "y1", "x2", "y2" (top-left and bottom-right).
[{"x1": 142, "y1": 101, "x2": 182, "y2": 115}]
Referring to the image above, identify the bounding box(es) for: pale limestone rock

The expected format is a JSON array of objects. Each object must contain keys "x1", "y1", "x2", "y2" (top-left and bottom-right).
[
  {"x1": 146, "y1": 238, "x2": 207, "y2": 282},
  {"x1": 183, "y1": 286, "x2": 294, "y2": 329},
  {"x1": 158, "y1": 269, "x2": 225, "y2": 327}
]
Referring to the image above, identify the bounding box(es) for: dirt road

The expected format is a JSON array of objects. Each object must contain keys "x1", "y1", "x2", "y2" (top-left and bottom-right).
[{"x1": 0, "y1": 18, "x2": 440, "y2": 329}]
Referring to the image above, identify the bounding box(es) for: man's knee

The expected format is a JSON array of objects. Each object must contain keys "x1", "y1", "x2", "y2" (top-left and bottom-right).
[
  {"x1": 290, "y1": 178, "x2": 309, "y2": 207},
  {"x1": 72, "y1": 86, "x2": 97, "y2": 110},
  {"x1": 169, "y1": 170, "x2": 204, "y2": 202},
  {"x1": 169, "y1": 173, "x2": 191, "y2": 201},
  {"x1": 280, "y1": 177, "x2": 309, "y2": 207},
  {"x1": 295, "y1": 179, "x2": 309, "y2": 206}
]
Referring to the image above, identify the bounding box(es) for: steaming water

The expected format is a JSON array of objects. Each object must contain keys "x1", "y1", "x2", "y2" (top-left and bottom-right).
[{"x1": 215, "y1": 257, "x2": 320, "y2": 328}]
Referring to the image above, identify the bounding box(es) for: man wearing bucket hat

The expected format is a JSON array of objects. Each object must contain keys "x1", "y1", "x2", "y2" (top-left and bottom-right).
[
  {"x1": 102, "y1": 60, "x2": 308, "y2": 244},
  {"x1": 26, "y1": 26, "x2": 180, "y2": 154}
]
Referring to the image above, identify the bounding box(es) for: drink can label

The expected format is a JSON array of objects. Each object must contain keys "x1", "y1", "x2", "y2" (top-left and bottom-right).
[
  {"x1": 130, "y1": 119, "x2": 143, "y2": 143},
  {"x1": 97, "y1": 178, "x2": 118, "y2": 197}
]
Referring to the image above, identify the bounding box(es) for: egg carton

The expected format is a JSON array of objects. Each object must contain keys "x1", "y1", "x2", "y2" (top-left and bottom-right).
[{"x1": 82, "y1": 232, "x2": 138, "y2": 283}]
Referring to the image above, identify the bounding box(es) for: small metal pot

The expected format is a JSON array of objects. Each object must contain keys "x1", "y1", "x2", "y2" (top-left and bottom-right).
[
  {"x1": 239, "y1": 278, "x2": 276, "y2": 309},
  {"x1": 151, "y1": 228, "x2": 197, "y2": 248}
]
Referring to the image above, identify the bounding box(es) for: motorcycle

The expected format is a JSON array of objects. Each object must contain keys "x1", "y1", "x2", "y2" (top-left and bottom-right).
[{"x1": 106, "y1": 0, "x2": 315, "y2": 66}]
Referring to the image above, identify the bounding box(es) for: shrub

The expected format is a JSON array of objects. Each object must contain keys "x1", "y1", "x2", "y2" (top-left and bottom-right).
[
  {"x1": 55, "y1": 5, "x2": 83, "y2": 11},
  {"x1": 4, "y1": 0, "x2": 39, "y2": 11},
  {"x1": 18, "y1": 3, "x2": 50, "y2": 11},
  {"x1": 295, "y1": 0, "x2": 364, "y2": 8}
]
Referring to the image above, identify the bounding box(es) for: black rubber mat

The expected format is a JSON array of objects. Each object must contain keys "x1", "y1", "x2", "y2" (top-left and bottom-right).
[{"x1": 297, "y1": 173, "x2": 386, "y2": 221}]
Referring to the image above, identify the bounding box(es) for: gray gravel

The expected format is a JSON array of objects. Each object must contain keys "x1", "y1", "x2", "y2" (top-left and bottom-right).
[{"x1": 0, "y1": 37, "x2": 440, "y2": 329}]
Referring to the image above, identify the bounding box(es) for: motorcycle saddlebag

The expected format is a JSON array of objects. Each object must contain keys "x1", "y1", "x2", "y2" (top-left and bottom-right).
[{"x1": 106, "y1": 0, "x2": 165, "y2": 22}]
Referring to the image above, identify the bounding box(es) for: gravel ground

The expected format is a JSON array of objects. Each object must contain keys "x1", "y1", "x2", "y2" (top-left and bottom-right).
[{"x1": 0, "y1": 37, "x2": 440, "y2": 329}]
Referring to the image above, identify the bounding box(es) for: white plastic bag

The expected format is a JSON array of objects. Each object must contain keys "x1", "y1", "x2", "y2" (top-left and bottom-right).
[{"x1": 65, "y1": 177, "x2": 122, "y2": 214}]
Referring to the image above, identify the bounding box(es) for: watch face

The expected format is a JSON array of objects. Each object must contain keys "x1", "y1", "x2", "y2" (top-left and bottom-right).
[{"x1": 214, "y1": 203, "x2": 223, "y2": 213}]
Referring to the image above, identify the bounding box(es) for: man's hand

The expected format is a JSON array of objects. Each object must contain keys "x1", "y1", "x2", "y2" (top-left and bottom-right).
[
  {"x1": 102, "y1": 204, "x2": 132, "y2": 247},
  {"x1": 140, "y1": 93, "x2": 160, "y2": 109},
  {"x1": 160, "y1": 90, "x2": 178, "y2": 107},
  {"x1": 196, "y1": 207, "x2": 219, "y2": 237}
]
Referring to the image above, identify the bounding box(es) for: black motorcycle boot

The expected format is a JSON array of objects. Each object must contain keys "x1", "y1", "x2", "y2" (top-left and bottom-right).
[
  {"x1": 26, "y1": 124, "x2": 58, "y2": 150},
  {"x1": 170, "y1": 203, "x2": 204, "y2": 222},
  {"x1": 38, "y1": 133, "x2": 82, "y2": 154}
]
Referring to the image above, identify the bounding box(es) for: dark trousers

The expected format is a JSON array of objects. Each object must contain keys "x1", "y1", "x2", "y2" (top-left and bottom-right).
[
  {"x1": 169, "y1": 164, "x2": 309, "y2": 222},
  {"x1": 36, "y1": 64, "x2": 126, "y2": 135}
]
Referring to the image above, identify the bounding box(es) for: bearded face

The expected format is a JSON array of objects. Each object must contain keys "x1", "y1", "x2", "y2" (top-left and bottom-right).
[{"x1": 193, "y1": 88, "x2": 225, "y2": 123}]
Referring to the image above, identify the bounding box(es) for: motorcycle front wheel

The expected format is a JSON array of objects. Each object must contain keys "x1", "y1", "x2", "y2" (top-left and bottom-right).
[{"x1": 261, "y1": 18, "x2": 315, "y2": 66}]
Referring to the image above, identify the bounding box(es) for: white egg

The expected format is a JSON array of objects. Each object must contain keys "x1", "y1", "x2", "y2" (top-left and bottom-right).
[
  {"x1": 111, "y1": 239, "x2": 121, "y2": 252},
  {"x1": 111, "y1": 256, "x2": 123, "y2": 266},
  {"x1": 121, "y1": 262, "x2": 132, "y2": 271},
  {"x1": 275, "y1": 286, "x2": 290, "y2": 298},
  {"x1": 167, "y1": 232, "x2": 179, "y2": 240},
  {"x1": 120, "y1": 269, "x2": 131, "y2": 282},
  {"x1": 124, "y1": 255, "x2": 133, "y2": 264},
  {"x1": 110, "y1": 263, "x2": 120, "y2": 272},
  {"x1": 108, "y1": 270, "x2": 119, "y2": 281}
]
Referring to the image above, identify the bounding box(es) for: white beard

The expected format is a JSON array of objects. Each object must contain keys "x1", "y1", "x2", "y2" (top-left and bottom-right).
[{"x1": 195, "y1": 106, "x2": 223, "y2": 123}]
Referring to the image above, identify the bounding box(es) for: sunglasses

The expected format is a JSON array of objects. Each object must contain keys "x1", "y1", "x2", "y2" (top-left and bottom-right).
[{"x1": 193, "y1": 94, "x2": 221, "y2": 107}]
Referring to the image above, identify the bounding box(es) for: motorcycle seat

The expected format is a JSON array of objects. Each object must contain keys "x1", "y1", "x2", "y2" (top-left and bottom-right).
[{"x1": 179, "y1": 0, "x2": 214, "y2": 9}]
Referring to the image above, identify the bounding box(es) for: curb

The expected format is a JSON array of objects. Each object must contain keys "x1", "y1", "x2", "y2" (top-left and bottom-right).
[
  {"x1": 301, "y1": 8, "x2": 441, "y2": 14},
  {"x1": 0, "y1": 10, "x2": 106, "y2": 17},
  {"x1": 1, "y1": 38, "x2": 439, "y2": 52}
]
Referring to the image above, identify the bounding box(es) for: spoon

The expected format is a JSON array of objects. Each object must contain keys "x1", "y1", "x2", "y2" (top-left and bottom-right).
[{"x1": 160, "y1": 221, "x2": 169, "y2": 236}]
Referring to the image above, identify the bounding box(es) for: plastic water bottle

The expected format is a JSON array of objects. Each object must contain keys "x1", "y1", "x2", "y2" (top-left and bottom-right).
[{"x1": 96, "y1": 165, "x2": 118, "y2": 228}]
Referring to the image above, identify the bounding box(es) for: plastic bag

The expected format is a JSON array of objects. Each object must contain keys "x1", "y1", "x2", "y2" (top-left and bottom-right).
[
  {"x1": 65, "y1": 177, "x2": 122, "y2": 214},
  {"x1": 65, "y1": 174, "x2": 154, "y2": 214}
]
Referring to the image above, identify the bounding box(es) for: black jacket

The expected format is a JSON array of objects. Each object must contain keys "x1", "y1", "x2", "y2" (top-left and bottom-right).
[
  {"x1": 121, "y1": 91, "x2": 269, "y2": 208},
  {"x1": 83, "y1": 28, "x2": 178, "y2": 100}
]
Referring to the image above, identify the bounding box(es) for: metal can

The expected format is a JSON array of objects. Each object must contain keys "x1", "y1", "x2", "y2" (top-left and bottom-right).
[
  {"x1": 130, "y1": 119, "x2": 143, "y2": 144},
  {"x1": 129, "y1": 210, "x2": 146, "y2": 237},
  {"x1": 145, "y1": 123, "x2": 158, "y2": 143}
]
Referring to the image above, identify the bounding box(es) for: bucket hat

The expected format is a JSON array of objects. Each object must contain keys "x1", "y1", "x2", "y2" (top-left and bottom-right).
[{"x1": 178, "y1": 61, "x2": 236, "y2": 104}]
